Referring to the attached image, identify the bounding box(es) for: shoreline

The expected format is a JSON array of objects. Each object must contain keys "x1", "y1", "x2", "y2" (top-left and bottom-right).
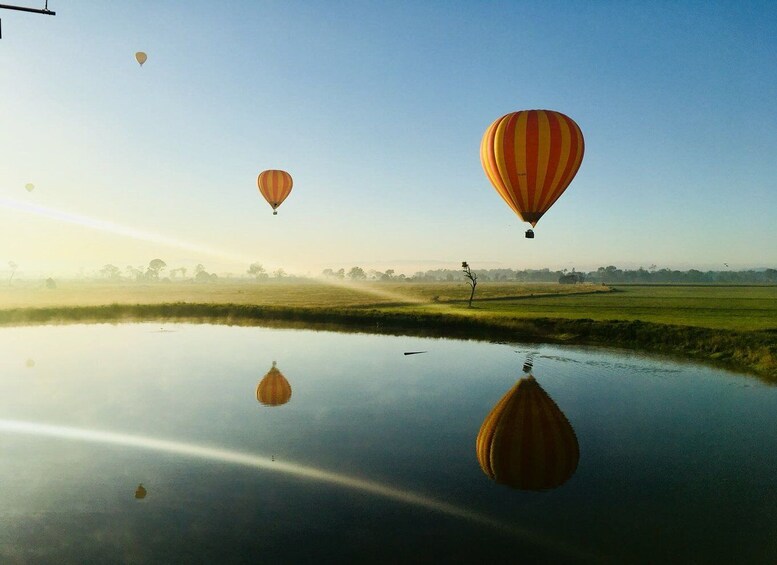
[{"x1": 1, "y1": 302, "x2": 774, "y2": 383}]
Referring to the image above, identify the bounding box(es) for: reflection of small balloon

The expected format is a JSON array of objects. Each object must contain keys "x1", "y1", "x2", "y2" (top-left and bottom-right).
[
  {"x1": 256, "y1": 361, "x2": 292, "y2": 406},
  {"x1": 135, "y1": 52, "x2": 147, "y2": 66},
  {"x1": 135, "y1": 484, "x2": 147, "y2": 499},
  {"x1": 257, "y1": 170, "x2": 293, "y2": 215},
  {"x1": 477, "y1": 375, "x2": 579, "y2": 491},
  {"x1": 25, "y1": 359, "x2": 35, "y2": 368},
  {"x1": 25, "y1": 183, "x2": 35, "y2": 192}
]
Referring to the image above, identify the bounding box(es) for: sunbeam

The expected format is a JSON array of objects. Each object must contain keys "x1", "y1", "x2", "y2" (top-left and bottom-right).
[
  {"x1": 0, "y1": 419, "x2": 596, "y2": 561},
  {"x1": 0, "y1": 196, "x2": 252, "y2": 266}
]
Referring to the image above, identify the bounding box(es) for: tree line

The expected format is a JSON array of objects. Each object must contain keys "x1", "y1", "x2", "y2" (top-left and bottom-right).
[{"x1": 320, "y1": 265, "x2": 777, "y2": 284}]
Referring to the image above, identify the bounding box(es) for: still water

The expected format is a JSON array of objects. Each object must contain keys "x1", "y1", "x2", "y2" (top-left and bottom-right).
[{"x1": 0, "y1": 323, "x2": 775, "y2": 564}]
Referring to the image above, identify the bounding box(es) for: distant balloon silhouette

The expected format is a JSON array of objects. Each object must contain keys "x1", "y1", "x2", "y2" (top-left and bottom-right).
[
  {"x1": 257, "y1": 170, "x2": 293, "y2": 215},
  {"x1": 135, "y1": 483, "x2": 147, "y2": 499},
  {"x1": 25, "y1": 358, "x2": 35, "y2": 368},
  {"x1": 256, "y1": 361, "x2": 292, "y2": 406},
  {"x1": 135, "y1": 52, "x2": 147, "y2": 66},
  {"x1": 25, "y1": 183, "x2": 35, "y2": 192},
  {"x1": 476, "y1": 374, "x2": 579, "y2": 490}
]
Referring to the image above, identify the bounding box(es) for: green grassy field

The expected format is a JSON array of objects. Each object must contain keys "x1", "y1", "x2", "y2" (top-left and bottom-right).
[
  {"x1": 0, "y1": 280, "x2": 603, "y2": 309},
  {"x1": 375, "y1": 285, "x2": 777, "y2": 332},
  {"x1": 1, "y1": 280, "x2": 775, "y2": 379}
]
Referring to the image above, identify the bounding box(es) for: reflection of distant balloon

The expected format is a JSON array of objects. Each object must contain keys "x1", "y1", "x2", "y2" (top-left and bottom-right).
[
  {"x1": 257, "y1": 170, "x2": 293, "y2": 215},
  {"x1": 135, "y1": 52, "x2": 147, "y2": 66},
  {"x1": 135, "y1": 483, "x2": 147, "y2": 499},
  {"x1": 476, "y1": 375, "x2": 579, "y2": 491},
  {"x1": 25, "y1": 359, "x2": 35, "y2": 368},
  {"x1": 256, "y1": 361, "x2": 292, "y2": 406},
  {"x1": 25, "y1": 183, "x2": 35, "y2": 192}
]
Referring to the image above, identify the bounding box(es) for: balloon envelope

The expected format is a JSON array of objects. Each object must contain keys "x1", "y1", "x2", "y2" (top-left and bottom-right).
[
  {"x1": 480, "y1": 109, "x2": 584, "y2": 227},
  {"x1": 25, "y1": 183, "x2": 34, "y2": 192},
  {"x1": 257, "y1": 170, "x2": 293, "y2": 214},
  {"x1": 135, "y1": 484, "x2": 147, "y2": 499},
  {"x1": 256, "y1": 362, "x2": 292, "y2": 406},
  {"x1": 476, "y1": 375, "x2": 579, "y2": 490},
  {"x1": 135, "y1": 52, "x2": 147, "y2": 66}
]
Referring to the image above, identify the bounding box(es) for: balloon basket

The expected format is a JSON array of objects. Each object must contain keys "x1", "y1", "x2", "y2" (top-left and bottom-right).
[
  {"x1": 525, "y1": 229, "x2": 534, "y2": 239},
  {"x1": 273, "y1": 211, "x2": 278, "y2": 216}
]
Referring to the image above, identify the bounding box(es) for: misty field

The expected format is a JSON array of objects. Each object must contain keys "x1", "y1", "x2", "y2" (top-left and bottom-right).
[{"x1": 0, "y1": 281, "x2": 774, "y2": 332}]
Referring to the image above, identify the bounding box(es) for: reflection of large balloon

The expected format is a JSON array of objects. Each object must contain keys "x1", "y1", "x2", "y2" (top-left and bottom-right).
[
  {"x1": 256, "y1": 361, "x2": 292, "y2": 406},
  {"x1": 25, "y1": 183, "x2": 35, "y2": 192},
  {"x1": 476, "y1": 375, "x2": 579, "y2": 490},
  {"x1": 135, "y1": 483, "x2": 147, "y2": 499},
  {"x1": 135, "y1": 52, "x2": 147, "y2": 66},
  {"x1": 480, "y1": 110, "x2": 584, "y2": 235},
  {"x1": 257, "y1": 170, "x2": 293, "y2": 215}
]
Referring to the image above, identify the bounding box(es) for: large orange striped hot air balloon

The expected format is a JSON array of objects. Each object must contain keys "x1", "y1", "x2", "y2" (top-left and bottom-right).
[
  {"x1": 480, "y1": 109, "x2": 584, "y2": 238},
  {"x1": 476, "y1": 375, "x2": 579, "y2": 490},
  {"x1": 257, "y1": 170, "x2": 293, "y2": 215},
  {"x1": 256, "y1": 361, "x2": 292, "y2": 406}
]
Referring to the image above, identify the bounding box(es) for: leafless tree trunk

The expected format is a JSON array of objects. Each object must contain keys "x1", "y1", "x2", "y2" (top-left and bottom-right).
[{"x1": 462, "y1": 261, "x2": 478, "y2": 308}]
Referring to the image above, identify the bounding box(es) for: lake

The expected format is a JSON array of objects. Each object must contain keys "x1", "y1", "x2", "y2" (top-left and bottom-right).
[{"x1": 0, "y1": 323, "x2": 775, "y2": 564}]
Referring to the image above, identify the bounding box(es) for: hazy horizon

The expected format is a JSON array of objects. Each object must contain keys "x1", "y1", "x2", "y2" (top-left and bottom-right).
[{"x1": 2, "y1": 2, "x2": 776, "y2": 276}]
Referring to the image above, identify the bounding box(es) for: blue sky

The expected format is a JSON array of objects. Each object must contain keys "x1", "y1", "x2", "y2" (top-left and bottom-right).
[{"x1": 1, "y1": 1, "x2": 775, "y2": 275}]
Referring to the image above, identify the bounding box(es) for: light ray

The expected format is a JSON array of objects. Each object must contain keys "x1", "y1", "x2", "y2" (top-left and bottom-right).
[
  {"x1": 0, "y1": 197, "x2": 253, "y2": 266},
  {"x1": 0, "y1": 419, "x2": 596, "y2": 561},
  {"x1": 310, "y1": 276, "x2": 430, "y2": 305}
]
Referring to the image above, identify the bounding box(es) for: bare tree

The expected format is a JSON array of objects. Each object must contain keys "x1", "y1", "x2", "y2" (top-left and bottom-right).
[
  {"x1": 8, "y1": 261, "x2": 18, "y2": 285},
  {"x1": 462, "y1": 261, "x2": 478, "y2": 308}
]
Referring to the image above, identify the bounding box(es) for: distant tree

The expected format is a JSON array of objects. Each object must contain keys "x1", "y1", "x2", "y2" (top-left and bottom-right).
[
  {"x1": 7, "y1": 261, "x2": 18, "y2": 285},
  {"x1": 348, "y1": 266, "x2": 367, "y2": 281},
  {"x1": 273, "y1": 268, "x2": 287, "y2": 279},
  {"x1": 45, "y1": 277, "x2": 56, "y2": 289},
  {"x1": 381, "y1": 269, "x2": 395, "y2": 281},
  {"x1": 462, "y1": 261, "x2": 478, "y2": 307},
  {"x1": 125, "y1": 265, "x2": 144, "y2": 282},
  {"x1": 248, "y1": 263, "x2": 268, "y2": 280},
  {"x1": 100, "y1": 264, "x2": 122, "y2": 281},
  {"x1": 146, "y1": 259, "x2": 167, "y2": 281},
  {"x1": 322, "y1": 268, "x2": 335, "y2": 278},
  {"x1": 335, "y1": 268, "x2": 345, "y2": 280}
]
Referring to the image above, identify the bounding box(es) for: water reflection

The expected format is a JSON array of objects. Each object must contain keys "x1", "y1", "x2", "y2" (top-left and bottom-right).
[
  {"x1": 476, "y1": 364, "x2": 579, "y2": 491},
  {"x1": 134, "y1": 483, "x2": 147, "y2": 499},
  {"x1": 256, "y1": 361, "x2": 292, "y2": 406}
]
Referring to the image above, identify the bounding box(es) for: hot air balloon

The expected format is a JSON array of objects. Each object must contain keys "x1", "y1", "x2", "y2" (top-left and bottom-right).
[
  {"x1": 25, "y1": 183, "x2": 34, "y2": 192},
  {"x1": 476, "y1": 375, "x2": 579, "y2": 490},
  {"x1": 135, "y1": 52, "x2": 147, "y2": 66},
  {"x1": 257, "y1": 170, "x2": 293, "y2": 215},
  {"x1": 480, "y1": 110, "x2": 584, "y2": 238},
  {"x1": 135, "y1": 483, "x2": 147, "y2": 499},
  {"x1": 256, "y1": 361, "x2": 292, "y2": 406}
]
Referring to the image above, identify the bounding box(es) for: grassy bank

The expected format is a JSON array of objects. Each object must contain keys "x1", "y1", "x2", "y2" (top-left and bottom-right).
[{"x1": 1, "y1": 300, "x2": 775, "y2": 381}]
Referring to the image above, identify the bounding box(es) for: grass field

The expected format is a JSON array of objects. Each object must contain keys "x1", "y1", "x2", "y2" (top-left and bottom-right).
[
  {"x1": 0, "y1": 280, "x2": 604, "y2": 309},
  {"x1": 1, "y1": 280, "x2": 773, "y2": 332},
  {"x1": 375, "y1": 285, "x2": 777, "y2": 332},
  {"x1": 1, "y1": 280, "x2": 775, "y2": 379}
]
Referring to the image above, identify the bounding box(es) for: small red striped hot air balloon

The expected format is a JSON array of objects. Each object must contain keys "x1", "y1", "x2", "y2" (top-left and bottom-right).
[
  {"x1": 476, "y1": 375, "x2": 579, "y2": 491},
  {"x1": 256, "y1": 361, "x2": 292, "y2": 406},
  {"x1": 257, "y1": 170, "x2": 293, "y2": 215},
  {"x1": 480, "y1": 109, "x2": 584, "y2": 238}
]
